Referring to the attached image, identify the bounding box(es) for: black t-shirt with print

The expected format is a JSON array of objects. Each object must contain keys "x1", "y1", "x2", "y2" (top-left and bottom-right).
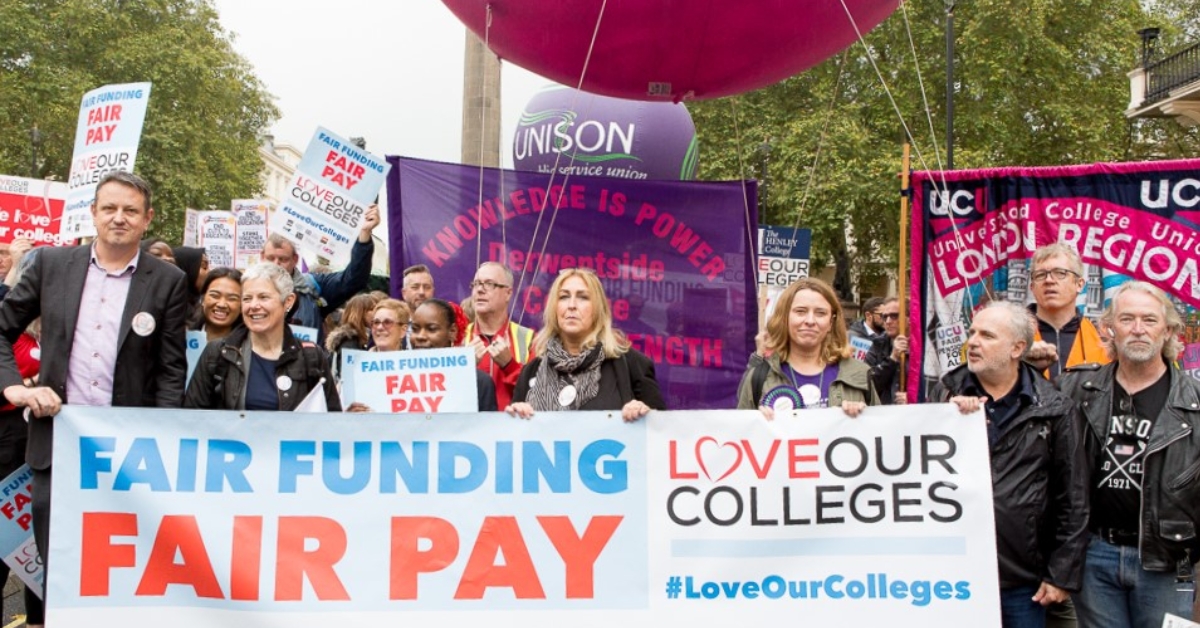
[{"x1": 1090, "y1": 368, "x2": 1171, "y2": 532}]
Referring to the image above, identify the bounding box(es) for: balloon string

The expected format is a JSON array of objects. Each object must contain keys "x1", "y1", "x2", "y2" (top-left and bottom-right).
[
  {"x1": 475, "y1": 3, "x2": 494, "y2": 269},
  {"x1": 792, "y1": 49, "x2": 848, "y2": 235},
  {"x1": 510, "y1": 0, "x2": 609, "y2": 329},
  {"x1": 729, "y1": 97, "x2": 758, "y2": 282},
  {"x1": 836, "y1": 0, "x2": 990, "y2": 311}
]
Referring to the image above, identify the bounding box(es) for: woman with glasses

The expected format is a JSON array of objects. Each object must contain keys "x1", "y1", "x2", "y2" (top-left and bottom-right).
[
  {"x1": 506, "y1": 268, "x2": 665, "y2": 421},
  {"x1": 738, "y1": 277, "x2": 877, "y2": 418},
  {"x1": 343, "y1": 298, "x2": 420, "y2": 413},
  {"x1": 185, "y1": 263, "x2": 341, "y2": 411},
  {"x1": 367, "y1": 298, "x2": 410, "y2": 353}
]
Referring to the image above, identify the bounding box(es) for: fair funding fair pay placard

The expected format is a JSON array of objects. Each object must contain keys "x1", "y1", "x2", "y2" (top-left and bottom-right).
[
  {"x1": 275, "y1": 127, "x2": 390, "y2": 265},
  {"x1": 61, "y1": 82, "x2": 152, "y2": 240}
]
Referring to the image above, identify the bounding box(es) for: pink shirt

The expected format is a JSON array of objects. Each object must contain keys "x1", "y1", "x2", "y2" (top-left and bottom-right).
[{"x1": 65, "y1": 250, "x2": 137, "y2": 406}]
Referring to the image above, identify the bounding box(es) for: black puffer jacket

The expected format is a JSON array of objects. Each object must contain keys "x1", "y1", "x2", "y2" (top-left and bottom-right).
[
  {"x1": 184, "y1": 325, "x2": 341, "y2": 412},
  {"x1": 935, "y1": 363, "x2": 1090, "y2": 591},
  {"x1": 1058, "y1": 362, "x2": 1200, "y2": 572}
]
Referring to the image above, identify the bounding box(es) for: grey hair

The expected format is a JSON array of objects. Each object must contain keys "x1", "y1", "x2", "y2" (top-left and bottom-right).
[
  {"x1": 266, "y1": 232, "x2": 296, "y2": 253},
  {"x1": 476, "y1": 261, "x2": 514, "y2": 286},
  {"x1": 982, "y1": 300, "x2": 1036, "y2": 359},
  {"x1": 1100, "y1": 281, "x2": 1184, "y2": 361},
  {"x1": 95, "y1": 171, "x2": 153, "y2": 210},
  {"x1": 1031, "y1": 243, "x2": 1084, "y2": 277},
  {"x1": 242, "y1": 262, "x2": 294, "y2": 301}
]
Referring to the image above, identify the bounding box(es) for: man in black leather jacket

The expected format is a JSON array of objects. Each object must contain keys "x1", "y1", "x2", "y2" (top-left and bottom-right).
[
  {"x1": 937, "y1": 301, "x2": 1089, "y2": 628},
  {"x1": 1057, "y1": 281, "x2": 1199, "y2": 628}
]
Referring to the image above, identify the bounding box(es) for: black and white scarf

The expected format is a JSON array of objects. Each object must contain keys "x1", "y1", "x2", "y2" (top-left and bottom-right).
[{"x1": 527, "y1": 339, "x2": 605, "y2": 411}]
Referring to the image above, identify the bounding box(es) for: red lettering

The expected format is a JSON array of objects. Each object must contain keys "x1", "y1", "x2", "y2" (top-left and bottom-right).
[
  {"x1": 389, "y1": 516, "x2": 459, "y2": 600},
  {"x1": 789, "y1": 439, "x2": 821, "y2": 479},
  {"x1": 742, "y1": 440, "x2": 781, "y2": 479},
  {"x1": 538, "y1": 516, "x2": 622, "y2": 599},
  {"x1": 668, "y1": 440, "x2": 699, "y2": 479},
  {"x1": 80, "y1": 512, "x2": 138, "y2": 596},
  {"x1": 230, "y1": 516, "x2": 263, "y2": 601},
  {"x1": 274, "y1": 516, "x2": 350, "y2": 601},
  {"x1": 135, "y1": 515, "x2": 223, "y2": 598},
  {"x1": 454, "y1": 516, "x2": 544, "y2": 599}
]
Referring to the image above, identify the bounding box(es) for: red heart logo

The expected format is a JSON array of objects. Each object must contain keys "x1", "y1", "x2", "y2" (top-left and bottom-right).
[{"x1": 694, "y1": 437, "x2": 742, "y2": 482}]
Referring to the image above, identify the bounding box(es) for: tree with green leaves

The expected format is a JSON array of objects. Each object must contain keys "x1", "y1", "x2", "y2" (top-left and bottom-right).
[
  {"x1": 0, "y1": 0, "x2": 277, "y2": 243},
  {"x1": 690, "y1": 0, "x2": 1196, "y2": 300}
]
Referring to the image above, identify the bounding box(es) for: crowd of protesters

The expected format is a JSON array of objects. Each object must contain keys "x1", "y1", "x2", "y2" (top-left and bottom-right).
[{"x1": 0, "y1": 171, "x2": 1193, "y2": 628}]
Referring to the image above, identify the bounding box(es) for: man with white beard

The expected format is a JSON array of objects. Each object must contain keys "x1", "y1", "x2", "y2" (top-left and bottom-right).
[{"x1": 1058, "y1": 282, "x2": 1199, "y2": 628}]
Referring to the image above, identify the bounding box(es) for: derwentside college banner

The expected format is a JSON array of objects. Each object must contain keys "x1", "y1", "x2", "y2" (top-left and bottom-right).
[
  {"x1": 49, "y1": 405, "x2": 1000, "y2": 627},
  {"x1": 910, "y1": 159, "x2": 1200, "y2": 398},
  {"x1": 387, "y1": 157, "x2": 758, "y2": 410}
]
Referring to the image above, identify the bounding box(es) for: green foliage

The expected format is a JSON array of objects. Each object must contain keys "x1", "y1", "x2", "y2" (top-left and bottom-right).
[
  {"x1": 691, "y1": 0, "x2": 1196, "y2": 300},
  {"x1": 0, "y1": 0, "x2": 278, "y2": 243}
]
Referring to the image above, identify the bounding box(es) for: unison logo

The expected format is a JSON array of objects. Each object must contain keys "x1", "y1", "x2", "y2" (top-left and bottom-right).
[{"x1": 513, "y1": 107, "x2": 639, "y2": 164}]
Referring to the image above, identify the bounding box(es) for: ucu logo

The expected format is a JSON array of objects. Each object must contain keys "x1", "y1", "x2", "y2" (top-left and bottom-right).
[
  {"x1": 929, "y1": 190, "x2": 976, "y2": 217},
  {"x1": 1141, "y1": 178, "x2": 1200, "y2": 209}
]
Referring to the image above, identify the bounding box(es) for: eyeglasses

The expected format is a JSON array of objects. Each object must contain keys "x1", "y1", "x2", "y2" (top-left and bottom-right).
[
  {"x1": 1031, "y1": 268, "x2": 1079, "y2": 283},
  {"x1": 470, "y1": 280, "x2": 509, "y2": 291},
  {"x1": 879, "y1": 313, "x2": 901, "y2": 321},
  {"x1": 371, "y1": 319, "x2": 400, "y2": 329}
]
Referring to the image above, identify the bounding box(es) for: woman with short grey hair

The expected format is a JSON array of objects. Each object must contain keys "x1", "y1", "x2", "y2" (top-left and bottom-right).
[{"x1": 185, "y1": 263, "x2": 340, "y2": 411}]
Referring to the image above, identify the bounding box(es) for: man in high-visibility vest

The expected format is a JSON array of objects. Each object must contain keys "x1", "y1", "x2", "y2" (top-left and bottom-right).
[
  {"x1": 465, "y1": 262, "x2": 535, "y2": 409},
  {"x1": 1026, "y1": 243, "x2": 1109, "y2": 381}
]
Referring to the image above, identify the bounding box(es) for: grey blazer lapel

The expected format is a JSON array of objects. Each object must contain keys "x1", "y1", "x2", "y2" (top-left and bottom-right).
[{"x1": 118, "y1": 262, "x2": 154, "y2": 349}]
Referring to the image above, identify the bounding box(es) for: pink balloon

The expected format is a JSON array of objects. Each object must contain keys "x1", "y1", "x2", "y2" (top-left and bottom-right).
[{"x1": 442, "y1": 0, "x2": 901, "y2": 102}]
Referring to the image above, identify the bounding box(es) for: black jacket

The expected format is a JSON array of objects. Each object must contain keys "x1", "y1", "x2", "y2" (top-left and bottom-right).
[
  {"x1": 866, "y1": 334, "x2": 901, "y2": 404},
  {"x1": 513, "y1": 349, "x2": 666, "y2": 411},
  {"x1": 184, "y1": 325, "x2": 341, "y2": 412},
  {"x1": 1058, "y1": 362, "x2": 1200, "y2": 571},
  {"x1": 935, "y1": 363, "x2": 1090, "y2": 591}
]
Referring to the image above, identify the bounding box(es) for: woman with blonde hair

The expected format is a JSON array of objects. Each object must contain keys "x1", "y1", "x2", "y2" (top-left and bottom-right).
[
  {"x1": 507, "y1": 268, "x2": 665, "y2": 421},
  {"x1": 737, "y1": 277, "x2": 877, "y2": 418},
  {"x1": 367, "y1": 298, "x2": 411, "y2": 353}
]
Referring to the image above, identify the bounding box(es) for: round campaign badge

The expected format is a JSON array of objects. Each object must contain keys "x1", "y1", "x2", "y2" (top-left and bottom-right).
[
  {"x1": 558, "y1": 384, "x2": 578, "y2": 407},
  {"x1": 798, "y1": 384, "x2": 823, "y2": 408},
  {"x1": 131, "y1": 312, "x2": 156, "y2": 337},
  {"x1": 760, "y1": 385, "x2": 803, "y2": 415},
  {"x1": 276, "y1": 375, "x2": 293, "y2": 391}
]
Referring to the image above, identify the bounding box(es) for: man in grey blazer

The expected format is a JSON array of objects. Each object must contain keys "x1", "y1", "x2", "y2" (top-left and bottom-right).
[{"x1": 0, "y1": 171, "x2": 188, "y2": 588}]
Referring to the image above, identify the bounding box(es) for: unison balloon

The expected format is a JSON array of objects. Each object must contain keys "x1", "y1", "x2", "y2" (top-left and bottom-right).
[
  {"x1": 442, "y1": 0, "x2": 902, "y2": 102},
  {"x1": 512, "y1": 85, "x2": 699, "y2": 180}
]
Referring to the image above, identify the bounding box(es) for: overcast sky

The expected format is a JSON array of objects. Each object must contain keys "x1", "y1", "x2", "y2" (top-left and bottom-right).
[{"x1": 212, "y1": 0, "x2": 547, "y2": 166}]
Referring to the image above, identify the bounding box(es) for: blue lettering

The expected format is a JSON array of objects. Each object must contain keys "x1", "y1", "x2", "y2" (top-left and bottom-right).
[
  {"x1": 437, "y1": 441, "x2": 487, "y2": 493},
  {"x1": 578, "y1": 439, "x2": 627, "y2": 494},
  {"x1": 205, "y1": 439, "x2": 253, "y2": 492},
  {"x1": 379, "y1": 441, "x2": 428, "y2": 493},
  {"x1": 522, "y1": 441, "x2": 570, "y2": 493},
  {"x1": 279, "y1": 440, "x2": 315, "y2": 492},
  {"x1": 495, "y1": 441, "x2": 513, "y2": 493},
  {"x1": 79, "y1": 436, "x2": 116, "y2": 490},
  {"x1": 176, "y1": 438, "x2": 199, "y2": 492},
  {"x1": 322, "y1": 441, "x2": 372, "y2": 495},
  {"x1": 114, "y1": 438, "x2": 171, "y2": 491}
]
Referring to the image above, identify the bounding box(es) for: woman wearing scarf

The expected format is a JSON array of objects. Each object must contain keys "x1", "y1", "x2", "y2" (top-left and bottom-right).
[{"x1": 507, "y1": 268, "x2": 665, "y2": 421}]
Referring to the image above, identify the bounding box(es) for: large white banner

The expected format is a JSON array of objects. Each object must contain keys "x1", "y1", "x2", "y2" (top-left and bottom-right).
[
  {"x1": 62, "y1": 82, "x2": 152, "y2": 239},
  {"x1": 49, "y1": 405, "x2": 1000, "y2": 627}
]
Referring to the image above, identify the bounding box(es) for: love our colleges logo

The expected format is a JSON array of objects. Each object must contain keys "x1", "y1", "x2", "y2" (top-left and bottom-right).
[{"x1": 662, "y1": 434, "x2": 965, "y2": 528}]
